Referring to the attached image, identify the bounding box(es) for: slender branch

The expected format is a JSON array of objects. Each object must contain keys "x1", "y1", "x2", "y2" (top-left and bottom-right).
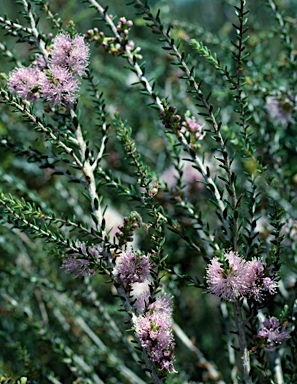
[
  {"x1": 221, "y1": 302, "x2": 238, "y2": 384},
  {"x1": 52, "y1": 290, "x2": 146, "y2": 384},
  {"x1": 233, "y1": 300, "x2": 252, "y2": 384},
  {"x1": 70, "y1": 109, "x2": 104, "y2": 234},
  {"x1": 267, "y1": 0, "x2": 296, "y2": 66},
  {"x1": 0, "y1": 16, "x2": 33, "y2": 36},
  {"x1": 86, "y1": 0, "x2": 163, "y2": 111},
  {"x1": 274, "y1": 350, "x2": 284, "y2": 384},
  {"x1": 1, "y1": 92, "x2": 81, "y2": 164},
  {"x1": 20, "y1": 0, "x2": 49, "y2": 59},
  {"x1": 40, "y1": 1, "x2": 62, "y2": 29},
  {"x1": 0, "y1": 196, "x2": 80, "y2": 254}
]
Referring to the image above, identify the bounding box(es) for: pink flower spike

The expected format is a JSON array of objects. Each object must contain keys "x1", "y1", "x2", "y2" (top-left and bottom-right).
[
  {"x1": 206, "y1": 251, "x2": 278, "y2": 302},
  {"x1": 132, "y1": 293, "x2": 176, "y2": 373}
]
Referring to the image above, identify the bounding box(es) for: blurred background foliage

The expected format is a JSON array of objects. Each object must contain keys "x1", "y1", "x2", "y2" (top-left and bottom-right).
[{"x1": 0, "y1": 0, "x2": 297, "y2": 383}]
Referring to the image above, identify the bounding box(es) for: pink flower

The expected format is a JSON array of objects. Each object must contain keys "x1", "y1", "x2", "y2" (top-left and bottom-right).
[
  {"x1": 51, "y1": 33, "x2": 89, "y2": 76},
  {"x1": 40, "y1": 66, "x2": 79, "y2": 105},
  {"x1": 8, "y1": 32, "x2": 89, "y2": 107},
  {"x1": 257, "y1": 316, "x2": 290, "y2": 350},
  {"x1": 8, "y1": 67, "x2": 40, "y2": 101},
  {"x1": 206, "y1": 252, "x2": 251, "y2": 301},
  {"x1": 206, "y1": 251, "x2": 278, "y2": 302},
  {"x1": 262, "y1": 277, "x2": 277, "y2": 294},
  {"x1": 181, "y1": 115, "x2": 204, "y2": 143},
  {"x1": 113, "y1": 250, "x2": 150, "y2": 284},
  {"x1": 132, "y1": 293, "x2": 176, "y2": 373}
]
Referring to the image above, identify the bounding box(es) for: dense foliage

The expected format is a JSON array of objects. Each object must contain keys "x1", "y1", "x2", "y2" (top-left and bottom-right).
[{"x1": 0, "y1": 0, "x2": 296, "y2": 383}]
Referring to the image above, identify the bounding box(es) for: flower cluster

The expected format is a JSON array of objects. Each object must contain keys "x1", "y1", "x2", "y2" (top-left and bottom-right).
[
  {"x1": 8, "y1": 32, "x2": 89, "y2": 105},
  {"x1": 113, "y1": 250, "x2": 150, "y2": 284},
  {"x1": 257, "y1": 316, "x2": 290, "y2": 350},
  {"x1": 61, "y1": 242, "x2": 101, "y2": 277},
  {"x1": 112, "y1": 248, "x2": 176, "y2": 372},
  {"x1": 132, "y1": 293, "x2": 176, "y2": 372},
  {"x1": 160, "y1": 106, "x2": 181, "y2": 131},
  {"x1": 85, "y1": 20, "x2": 142, "y2": 59},
  {"x1": 116, "y1": 17, "x2": 133, "y2": 36},
  {"x1": 181, "y1": 114, "x2": 204, "y2": 148},
  {"x1": 206, "y1": 251, "x2": 278, "y2": 302},
  {"x1": 115, "y1": 212, "x2": 141, "y2": 247}
]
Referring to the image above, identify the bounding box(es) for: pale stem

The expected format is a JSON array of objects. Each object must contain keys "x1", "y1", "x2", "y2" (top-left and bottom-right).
[
  {"x1": 233, "y1": 300, "x2": 252, "y2": 384},
  {"x1": 20, "y1": 0, "x2": 48, "y2": 59},
  {"x1": 274, "y1": 350, "x2": 284, "y2": 384},
  {"x1": 221, "y1": 302, "x2": 238, "y2": 384},
  {"x1": 70, "y1": 109, "x2": 104, "y2": 234}
]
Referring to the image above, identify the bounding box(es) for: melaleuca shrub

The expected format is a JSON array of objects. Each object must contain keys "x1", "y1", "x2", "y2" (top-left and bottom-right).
[{"x1": 0, "y1": 1, "x2": 296, "y2": 383}]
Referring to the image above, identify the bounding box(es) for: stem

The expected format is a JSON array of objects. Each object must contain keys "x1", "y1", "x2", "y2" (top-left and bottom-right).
[
  {"x1": 233, "y1": 300, "x2": 252, "y2": 384},
  {"x1": 70, "y1": 109, "x2": 104, "y2": 234},
  {"x1": 221, "y1": 302, "x2": 238, "y2": 384},
  {"x1": 20, "y1": 0, "x2": 48, "y2": 59},
  {"x1": 274, "y1": 350, "x2": 284, "y2": 384}
]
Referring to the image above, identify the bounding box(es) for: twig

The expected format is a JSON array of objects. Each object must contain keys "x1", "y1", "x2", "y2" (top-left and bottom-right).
[
  {"x1": 221, "y1": 302, "x2": 238, "y2": 384},
  {"x1": 233, "y1": 300, "x2": 251, "y2": 384}
]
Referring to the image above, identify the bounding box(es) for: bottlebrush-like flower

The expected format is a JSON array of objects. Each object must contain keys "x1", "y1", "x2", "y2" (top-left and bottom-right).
[
  {"x1": 51, "y1": 33, "x2": 89, "y2": 76},
  {"x1": 113, "y1": 250, "x2": 150, "y2": 284},
  {"x1": 206, "y1": 251, "x2": 278, "y2": 302},
  {"x1": 39, "y1": 66, "x2": 79, "y2": 105},
  {"x1": 8, "y1": 67, "x2": 40, "y2": 101},
  {"x1": 132, "y1": 293, "x2": 176, "y2": 373},
  {"x1": 257, "y1": 316, "x2": 290, "y2": 350}
]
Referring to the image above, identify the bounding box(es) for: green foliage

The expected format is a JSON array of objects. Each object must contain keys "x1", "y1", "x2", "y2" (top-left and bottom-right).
[{"x1": 0, "y1": 0, "x2": 297, "y2": 383}]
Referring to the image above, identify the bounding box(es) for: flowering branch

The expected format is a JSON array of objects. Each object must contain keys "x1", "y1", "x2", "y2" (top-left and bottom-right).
[{"x1": 112, "y1": 274, "x2": 166, "y2": 384}]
